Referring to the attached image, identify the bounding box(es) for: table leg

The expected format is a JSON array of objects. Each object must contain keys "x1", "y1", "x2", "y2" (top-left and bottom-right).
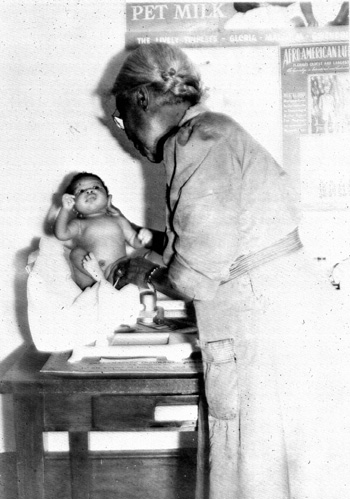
[
  {"x1": 69, "y1": 432, "x2": 90, "y2": 499},
  {"x1": 195, "y1": 395, "x2": 209, "y2": 499},
  {"x1": 13, "y1": 393, "x2": 45, "y2": 499}
]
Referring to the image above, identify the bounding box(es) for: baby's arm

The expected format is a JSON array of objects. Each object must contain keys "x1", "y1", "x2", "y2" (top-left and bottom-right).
[
  {"x1": 119, "y1": 217, "x2": 153, "y2": 249},
  {"x1": 54, "y1": 194, "x2": 79, "y2": 241}
]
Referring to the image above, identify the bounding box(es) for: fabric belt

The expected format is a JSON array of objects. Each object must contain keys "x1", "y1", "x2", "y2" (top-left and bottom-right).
[{"x1": 222, "y1": 227, "x2": 303, "y2": 284}]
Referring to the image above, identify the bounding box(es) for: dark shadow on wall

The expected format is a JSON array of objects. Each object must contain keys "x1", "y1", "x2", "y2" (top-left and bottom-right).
[
  {"x1": 93, "y1": 49, "x2": 167, "y2": 232},
  {"x1": 13, "y1": 238, "x2": 41, "y2": 347}
]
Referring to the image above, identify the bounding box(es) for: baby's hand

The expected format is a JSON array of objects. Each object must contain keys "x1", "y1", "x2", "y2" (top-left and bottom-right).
[
  {"x1": 62, "y1": 193, "x2": 75, "y2": 211},
  {"x1": 138, "y1": 228, "x2": 153, "y2": 247}
]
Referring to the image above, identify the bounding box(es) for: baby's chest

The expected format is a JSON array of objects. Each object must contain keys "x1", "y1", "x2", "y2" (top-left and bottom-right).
[{"x1": 79, "y1": 218, "x2": 124, "y2": 243}]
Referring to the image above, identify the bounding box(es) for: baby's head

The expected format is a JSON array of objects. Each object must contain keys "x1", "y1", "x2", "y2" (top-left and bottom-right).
[
  {"x1": 66, "y1": 172, "x2": 109, "y2": 196},
  {"x1": 66, "y1": 172, "x2": 110, "y2": 217}
]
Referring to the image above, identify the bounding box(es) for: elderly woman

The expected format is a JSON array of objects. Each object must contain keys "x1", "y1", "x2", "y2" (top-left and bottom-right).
[{"x1": 109, "y1": 43, "x2": 350, "y2": 499}]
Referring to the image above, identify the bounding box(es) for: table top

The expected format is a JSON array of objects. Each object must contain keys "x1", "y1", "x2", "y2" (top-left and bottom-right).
[
  {"x1": 0, "y1": 345, "x2": 202, "y2": 396},
  {"x1": 42, "y1": 350, "x2": 203, "y2": 376}
]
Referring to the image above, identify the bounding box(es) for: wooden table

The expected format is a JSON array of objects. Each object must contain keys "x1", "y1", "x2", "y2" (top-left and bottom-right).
[{"x1": 0, "y1": 345, "x2": 205, "y2": 499}]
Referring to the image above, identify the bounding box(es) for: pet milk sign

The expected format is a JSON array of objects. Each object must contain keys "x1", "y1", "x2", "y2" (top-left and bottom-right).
[
  {"x1": 125, "y1": 1, "x2": 350, "y2": 48},
  {"x1": 128, "y1": 2, "x2": 227, "y2": 21},
  {"x1": 125, "y1": 2, "x2": 233, "y2": 47}
]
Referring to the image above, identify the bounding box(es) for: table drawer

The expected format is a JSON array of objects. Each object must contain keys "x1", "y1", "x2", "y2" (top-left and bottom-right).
[
  {"x1": 92, "y1": 395, "x2": 199, "y2": 430},
  {"x1": 44, "y1": 394, "x2": 93, "y2": 430}
]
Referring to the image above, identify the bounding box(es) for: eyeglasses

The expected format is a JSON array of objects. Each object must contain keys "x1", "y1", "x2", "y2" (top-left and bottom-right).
[{"x1": 111, "y1": 110, "x2": 124, "y2": 130}]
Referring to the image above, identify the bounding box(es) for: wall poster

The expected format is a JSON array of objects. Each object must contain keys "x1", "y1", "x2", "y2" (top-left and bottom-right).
[
  {"x1": 281, "y1": 42, "x2": 350, "y2": 210},
  {"x1": 126, "y1": 1, "x2": 349, "y2": 48}
]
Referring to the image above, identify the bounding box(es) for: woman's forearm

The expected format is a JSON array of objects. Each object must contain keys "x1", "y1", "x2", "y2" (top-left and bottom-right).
[{"x1": 148, "y1": 266, "x2": 190, "y2": 301}]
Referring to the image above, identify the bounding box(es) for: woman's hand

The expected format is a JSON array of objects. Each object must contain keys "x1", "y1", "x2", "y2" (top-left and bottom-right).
[
  {"x1": 106, "y1": 195, "x2": 122, "y2": 217},
  {"x1": 108, "y1": 256, "x2": 157, "y2": 290}
]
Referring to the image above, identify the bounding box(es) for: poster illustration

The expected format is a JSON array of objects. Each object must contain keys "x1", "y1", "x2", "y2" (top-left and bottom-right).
[
  {"x1": 309, "y1": 72, "x2": 349, "y2": 134},
  {"x1": 126, "y1": 1, "x2": 349, "y2": 48},
  {"x1": 281, "y1": 42, "x2": 350, "y2": 210}
]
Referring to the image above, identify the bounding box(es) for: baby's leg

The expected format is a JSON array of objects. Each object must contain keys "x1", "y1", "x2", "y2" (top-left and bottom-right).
[
  {"x1": 82, "y1": 253, "x2": 106, "y2": 283},
  {"x1": 70, "y1": 247, "x2": 96, "y2": 290}
]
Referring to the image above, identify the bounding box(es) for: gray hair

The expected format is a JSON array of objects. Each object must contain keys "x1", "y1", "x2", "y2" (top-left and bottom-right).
[{"x1": 112, "y1": 43, "x2": 203, "y2": 111}]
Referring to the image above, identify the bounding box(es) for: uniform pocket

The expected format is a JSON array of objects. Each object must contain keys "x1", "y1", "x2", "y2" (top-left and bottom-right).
[{"x1": 200, "y1": 338, "x2": 238, "y2": 420}]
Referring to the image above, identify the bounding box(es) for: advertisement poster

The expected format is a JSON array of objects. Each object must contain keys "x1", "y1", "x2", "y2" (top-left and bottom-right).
[
  {"x1": 126, "y1": 1, "x2": 349, "y2": 48},
  {"x1": 281, "y1": 42, "x2": 350, "y2": 210}
]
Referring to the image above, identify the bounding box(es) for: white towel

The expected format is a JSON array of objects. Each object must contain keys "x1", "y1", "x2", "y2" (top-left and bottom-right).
[{"x1": 27, "y1": 235, "x2": 140, "y2": 352}]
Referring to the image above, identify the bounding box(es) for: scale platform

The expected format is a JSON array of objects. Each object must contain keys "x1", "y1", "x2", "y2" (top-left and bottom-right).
[{"x1": 40, "y1": 319, "x2": 202, "y2": 377}]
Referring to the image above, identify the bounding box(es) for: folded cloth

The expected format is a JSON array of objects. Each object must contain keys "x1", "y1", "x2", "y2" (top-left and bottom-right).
[
  {"x1": 27, "y1": 235, "x2": 140, "y2": 352},
  {"x1": 223, "y1": 227, "x2": 303, "y2": 283}
]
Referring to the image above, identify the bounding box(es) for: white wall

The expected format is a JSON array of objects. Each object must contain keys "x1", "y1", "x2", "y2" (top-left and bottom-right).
[
  {"x1": 1, "y1": 0, "x2": 348, "y2": 452},
  {"x1": 1, "y1": 0, "x2": 143, "y2": 451}
]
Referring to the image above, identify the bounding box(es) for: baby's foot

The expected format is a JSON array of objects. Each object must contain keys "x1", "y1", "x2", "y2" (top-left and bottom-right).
[{"x1": 82, "y1": 253, "x2": 105, "y2": 282}]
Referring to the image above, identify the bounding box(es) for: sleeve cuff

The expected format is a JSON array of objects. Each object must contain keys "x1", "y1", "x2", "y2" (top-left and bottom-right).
[{"x1": 168, "y1": 256, "x2": 220, "y2": 301}]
